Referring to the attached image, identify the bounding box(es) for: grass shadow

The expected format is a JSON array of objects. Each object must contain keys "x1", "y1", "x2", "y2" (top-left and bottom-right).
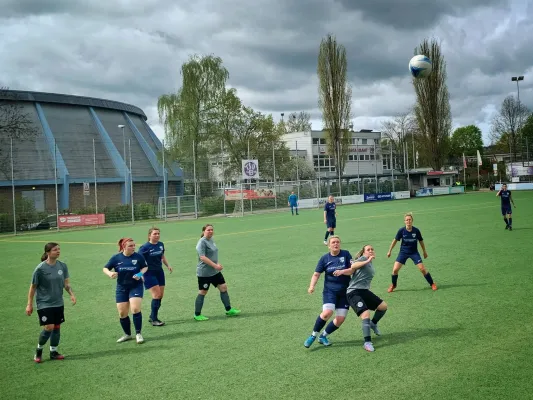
[
  {"x1": 396, "y1": 282, "x2": 487, "y2": 292},
  {"x1": 65, "y1": 343, "x2": 175, "y2": 360},
  {"x1": 187, "y1": 307, "x2": 315, "y2": 322}
]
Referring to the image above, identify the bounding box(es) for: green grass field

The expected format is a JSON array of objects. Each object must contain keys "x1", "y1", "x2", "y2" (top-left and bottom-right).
[{"x1": 1, "y1": 192, "x2": 531, "y2": 400}]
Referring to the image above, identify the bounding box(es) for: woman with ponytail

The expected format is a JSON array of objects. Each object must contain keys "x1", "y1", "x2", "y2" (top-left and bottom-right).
[
  {"x1": 26, "y1": 242, "x2": 76, "y2": 363},
  {"x1": 103, "y1": 238, "x2": 148, "y2": 344},
  {"x1": 333, "y1": 244, "x2": 388, "y2": 352},
  {"x1": 194, "y1": 224, "x2": 240, "y2": 321}
]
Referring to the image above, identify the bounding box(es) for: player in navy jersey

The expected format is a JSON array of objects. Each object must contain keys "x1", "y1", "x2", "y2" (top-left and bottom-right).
[
  {"x1": 26, "y1": 242, "x2": 76, "y2": 363},
  {"x1": 334, "y1": 244, "x2": 387, "y2": 352},
  {"x1": 496, "y1": 183, "x2": 516, "y2": 230},
  {"x1": 288, "y1": 191, "x2": 299, "y2": 215},
  {"x1": 103, "y1": 238, "x2": 148, "y2": 344},
  {"x1": 323, "y1": 195, "x2": 337, "y2": 244},
  {"x1": 304, "y1": 235, "x2": 352, "y2": 348},
  {"x1": 386, "y1": 213, "x2": 437, "y2": 292},
  {"x1": 139, "y1": 227, "x2": 173, "y2": 326}
]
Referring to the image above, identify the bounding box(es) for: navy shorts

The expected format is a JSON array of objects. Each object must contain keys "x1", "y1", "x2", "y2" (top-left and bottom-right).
[
  {"x1": 198, "y1": 272, "x2": 225, "y2": 290},
  {"x1": 501, "y1": 206, "x2": 512, "y2": 215},
  {"x1": 396, "y1": 251, "x2": 423, "y2": 265},
  {"x1": 144, "y1": 269, "x2": 165, "y2": 290},
  {"x1": 347, "y1": 289, "x2": 383, "y2": 316},
  {"x1": 322, "y1": 288, "x2": 349, "y2": 310},
  {"x1": 37, "y1": 306, "x2": 65, "y2": 326},
  {"x1": 116, "y1": 282, "x2": 144, "y2": 303},
  {"x1": 326, "y1": 218, "x2": 336, "y2": 229}
]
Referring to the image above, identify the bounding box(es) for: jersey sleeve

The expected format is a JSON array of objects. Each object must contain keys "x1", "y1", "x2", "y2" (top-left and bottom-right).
[
  {"x1": 62, "y1": 262, "x2": 70, "y2": 279},
  {"x1": 345, "y1": 251, "x2": 354, "y2": 267},
  {"x1": 315, "y1": 255, "x2": 326, "y2": 273},
  {"x1": 196, "y1": 239, "x2": 207, "y2": 257},
  {"x1": 137, "y1": 253, "x2": 148, "y2": 268},
  {"x1": 356, "y1": 256, "x2": 367, "y2": 262},
  {"x1": 104, "y1": 255, "x2": 116, "y2": 270},
  {"x1": 416, "y1": 228, "x2": 423, "y2": 241},
  {"x1": 138, "y1": 244, "x2": 149, "y2": 258},
  {"x1": 31, "y1": 266, "x2": 40, "y2": 285},
  {"x1": 161, "y1": 242, "x2": 165, "y2": 255},
  {"x1": 395, "y1": 228, "x2": 403, "y2": 241}
]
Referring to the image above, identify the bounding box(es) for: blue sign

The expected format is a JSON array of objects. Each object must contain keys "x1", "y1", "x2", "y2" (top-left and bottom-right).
[
  {"x1": 364, "y1": 193, "x2": 392, "y2": 202},
  {"x1": 415, "y1": 188, "x2": 433, "y2": 197}
]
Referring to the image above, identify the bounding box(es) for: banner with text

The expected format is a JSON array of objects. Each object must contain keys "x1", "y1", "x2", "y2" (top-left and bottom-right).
[
  {"x1": 58, "y1": 214, "x2": 105, "y2": 228},
  {"x1": 364, "y1": 192, "x2": 393, "y2": 202},
  {"x1": 415, "y1": 188, "x2": 433, "y2": 197},
  {"x1": 225, "y1": 188, "x2": 276, "y2": 200},
  {"x1": 392, "y1": 191, "x2": 410, "y2": 199},
  {"x1": 432, "y1": 187, "x2": 450, "y2": 195}
]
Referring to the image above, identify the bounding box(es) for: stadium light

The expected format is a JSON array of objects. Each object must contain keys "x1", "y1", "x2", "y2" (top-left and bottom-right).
[
  {"x1": 118, "y1": 125, "x2": 127, "y2": 203},
  {"x1": 511, "y1": 76, "x2": 524, "y2": 102}
]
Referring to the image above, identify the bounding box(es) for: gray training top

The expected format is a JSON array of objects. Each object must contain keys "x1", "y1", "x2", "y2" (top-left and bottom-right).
[
  {"x1": 31, "y1": 260, "x2": 69, "y2": 310},
  {"x1": 196, "y1": 237, "x2": 219, "y2": 277},
  {"x1": 346, "y1": 256, "x2": 375, "y2": 292}
]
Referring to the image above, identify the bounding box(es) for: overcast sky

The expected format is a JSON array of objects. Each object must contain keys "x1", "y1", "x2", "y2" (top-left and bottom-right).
[{"x1": 1, "y1": 0, "x2": 532, "y2": 144}]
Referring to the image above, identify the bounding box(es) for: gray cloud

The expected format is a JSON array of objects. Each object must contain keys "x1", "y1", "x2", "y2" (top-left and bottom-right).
[{"x1": 0, "y1": 0, "x2": 531, "y2": 146}]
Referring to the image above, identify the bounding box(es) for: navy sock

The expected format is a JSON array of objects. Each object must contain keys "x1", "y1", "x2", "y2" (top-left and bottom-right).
[
  {"x1": 151, "y1": 299, "x2": 161, "y2": 320},
  {"x1": 392, "y1": 274, "x2": 398, "y2": 286},
  {"x1": 331, "y1": 230, "x2": 334, "y2": 236},
  {"x1": 504, "y1": 217, "x2": 509, "y2": 226},
  {"x1": 50, "y1": 328, "x2": 60, "y2": 347},
  {"x1": 132, "y1": 312, "x2": 142, "y2": 334},
  {"x1": 323, "y1": 321, "x2": 339, "y2": 336},
  {"x1": 324, "y1": 231, "x2": 330, "y2": 241},
  {"x1": 372, "y1": 310, "x2": 386, "y2": 325},
  {"x1": 313, "y1": 316, "x2": 328, "y2": 334},
  {"x1": 38, "y1": 330, "x2": 52, "y2": 346},
  {"x1": 509, "y1": 218, "x2": 512, "y2": 227},
  {"x1": 119, "y1": 316, "x2": 131, "y2": 335},
  {"x1": 424, "y1": 272, "x2": 434, "y2": 285}
]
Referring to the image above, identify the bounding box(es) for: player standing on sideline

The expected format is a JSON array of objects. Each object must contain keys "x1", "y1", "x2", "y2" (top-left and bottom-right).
[
  {"x1": 334, "y1": 244, "x2": 387, "y2": 352},
  {"x1": 304, "y1": 235, "x2": 352, "y2": 348},
  {"x1": 26, "y1": 242, "x2": 76, "y2": 363},
  {"x1": 103, "y1": 238, "x2": 148, "y2": 344},
  {"x1": 194, "y1": 224, "x2": 241, "y2": 321},
  {"x1": 386, "y1": 213, "x2": 437, "y2": 292},
  {"x1": 139, "y1": 227, "x2": 173, "y2": 326},
  {"x1": 323, "y1": 195, "x2": 337, "y2": 244},
  {"x1": 288, "y1": 191, "x2": 299, "y2": 215},
  {"x1": 496, "y1": 183, "x2": 515, "y2": 230}
]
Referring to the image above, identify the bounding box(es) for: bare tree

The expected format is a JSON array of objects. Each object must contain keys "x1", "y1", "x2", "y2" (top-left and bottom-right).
[
  {"x1": 286, "y1": 111, "x2": 312, "y2": 133},
  {"x1": 381, "y1": 111, "x2": 417, "y2": 172},
  {"x1": 317, "y1": 34, "x2": 352, "y2": 176},
  {"x1": 0, "y1": 88, "x2": 39, "y2": 179},
  {"x1": 490, "y1": 95, "x2": 530, "y2": 161},
  {"x1": 412, "y1": 39, "x2": 452, "y2": 170}
]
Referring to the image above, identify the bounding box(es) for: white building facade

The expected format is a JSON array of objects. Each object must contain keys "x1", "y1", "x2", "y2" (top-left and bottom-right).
[{"x1": 282, "y1": 129, "x2": 385, "y2": 179}]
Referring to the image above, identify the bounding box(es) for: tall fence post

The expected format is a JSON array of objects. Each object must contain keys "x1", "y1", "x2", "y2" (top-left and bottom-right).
[
  {"x1": 222, "y1": 140, "x2": 226, "y2": 216},
  {"x1": 192, "y1": 140, "x2": 198, "y2": 219},
  {"x1": 162, "y1": 139, "x2": 167, "y2": 222},
  {"x1": 129, "y1": 139, "x2": 134, "y2": 224},
  {"x1": 54, "y1": 140, "x2": 59, "y2": 231},
  {"x1": 272, "y1": 143, "x2": 277, "y2": 209},
  {"x1": 93, "y1": 138, "x2": 98, "y2": 215},
  {"x1": 10, "y1": 138, "x2": 16, "y2": 235}
]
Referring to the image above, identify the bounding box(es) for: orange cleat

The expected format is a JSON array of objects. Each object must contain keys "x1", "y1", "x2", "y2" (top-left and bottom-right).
[
  {"x1": 387, "y1": 284, "x2": 396, "y2": 293},
  {"x1": 431, "y1": 283, "x2": 438, "y2": 291}
]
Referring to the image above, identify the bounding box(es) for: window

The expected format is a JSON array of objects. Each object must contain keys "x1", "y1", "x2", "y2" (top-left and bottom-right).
[
  {"x1": 312, "y1": 138, "x2": 319, "y2": 145},
  {"x1": 359, "y1": 155, "x2": 364, "y2": 161},
  {"x1": 370, "y1": 155, "x2": 375, "y2": 160},
  {"x1": 313, "y1": 155, "x2": 336, "y2": 172},
  {"x1": 362, "y1": 139, "x2": 367, "y2": 145}
]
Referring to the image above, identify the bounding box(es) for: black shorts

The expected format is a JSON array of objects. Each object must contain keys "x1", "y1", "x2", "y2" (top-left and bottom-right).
[
  {"x1": 347, "y1": 289, "x2": 383, "y2": 316},
  {"x1": 37, "y1": 306, "x2": 65, "y2": 326},
  {"x1": 198, "y1": 273, "x2": 225, "y2": 290}
]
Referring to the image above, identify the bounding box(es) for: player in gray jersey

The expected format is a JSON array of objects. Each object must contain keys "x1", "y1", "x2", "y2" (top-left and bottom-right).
[
  {"x1": 194, "y1": 224, "x2": 240, "y2": 321},
  {"x1": 25, "y1": 242, "x2": 76, "y2": 363},
  {"x1": 334, "y1": 244, "x2": 387, "y2": 352}
]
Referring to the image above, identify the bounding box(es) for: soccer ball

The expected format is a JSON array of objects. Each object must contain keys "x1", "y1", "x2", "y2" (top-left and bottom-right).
[{"x1": 409, "y1": 55, "x2": 432, "y2": 78}]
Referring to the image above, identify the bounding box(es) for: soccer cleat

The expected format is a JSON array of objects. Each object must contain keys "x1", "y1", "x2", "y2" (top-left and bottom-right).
[
  {"x1": 194, "y1": 315, "x2": 209, "y2": 321},
  {"x1": 116, "y1": 334, "x2": 133, "y2": 343},
  {"x1": 363, "y1": 341, "x2": 375, "y2": 352},
  {"x1": 136, "y1": 333, "x2": 144, "y2": 344},
  {"x1": 50, "y1": 351, "x2": 64, "y2": 360},
  {"x1": 387, "y1": 284, "x2": 396, "y2": 293},
  {"x1": 226, "y1": 308, "x2": 241, "y2": 317},
  {"x1": 34, "y1": 348, "x2": 43, "y2": 363},
  {"x1": 431, "y1": 283, "x2": 438, "y2": 291},
  {"x1": 304, "y1": 335, "x2": 316, "y2": 348},
  {"x1": 505, "y1": 225, "x2": 509, "y2": 230},
  {"x1": 509, "y1": 226, "x2": 512, "y2": 231},
  {"x1": 323, "y1": 240, "x2": 328, "y2": 245},
  {"x1": 370, "y1": 321, "x2": 381, "y2": 336},
  {"x1": 318, "y1": 335, "x2": 331, "y2": 346},
  {"x1": 151, "y1": 319, "x2": 165, "y2": 326}
]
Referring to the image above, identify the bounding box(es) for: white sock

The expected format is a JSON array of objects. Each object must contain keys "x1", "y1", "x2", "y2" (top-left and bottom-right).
[
  {"x1": 321, "y1": 332, "x2": 329, "y2": 337},
  {"x1": 37, "y1": 344, "x2": 44, "y2": 349},
  {"x1": 312, "y1": 331, "x2": 319, "y2": 337},
  {"x1": 50, "y1": 346, "x2": 57, "y2": 352}
]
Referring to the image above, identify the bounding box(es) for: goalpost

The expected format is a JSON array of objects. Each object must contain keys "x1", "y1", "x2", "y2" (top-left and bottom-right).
[{"x1": 157, "y1": 195, "x2": 198, "y2": 219}]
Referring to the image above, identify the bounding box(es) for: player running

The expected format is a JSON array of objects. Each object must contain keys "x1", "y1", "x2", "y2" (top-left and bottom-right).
[
  {"x1": 103, "y1": 238, "x2": 148, "y2": 344},
  {"x1": 496, "y1": 183, "x2": 516, "y2": 230},
  {"x1": 288, "y1": 191, "x2": 299, "y2": 215},
  {"x1": 194, "y1": 224, "x2": 240, "y2": 321},
  {"x1": 139, "y1": 227, "x2": 173, "y2": 326},
  {"x1": 304, "y1": 235, "x2": 352, "y2": 348},
  {"x1": 334, "y1": 244, "x2": 387, "y2": 352},
  {"x1": 26, "y1": 242, "x2": 76, "y2": 363},
  {"x1": 386, "y1": 212, "x2": 437, "y2": 292},
  {"x1": 323, "y1": 195, "x2": 337, "y2": 244}
]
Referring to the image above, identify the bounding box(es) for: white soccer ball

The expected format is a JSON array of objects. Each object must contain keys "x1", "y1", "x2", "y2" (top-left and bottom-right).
[{"x1": 409, "y1": 55, "x2": 432, "y2": 78}]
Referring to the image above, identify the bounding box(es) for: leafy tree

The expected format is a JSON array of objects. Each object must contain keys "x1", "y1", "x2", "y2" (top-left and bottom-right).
[
  {"x1": 450, "y1": 125, "x2": 483, "y2": 157},
  {"x1": 286, "y1": 111, "x2": 312, "y2": 133},
  {"x1": 412, "y1": 38, "x2": 452, "y2": 170},
  {"x1": 381, "y1": 110, "x2": 417, "y2": 172},
  {"x1": 0, "y1": 88, "x2": 39, "y2": 179},
  {"x1": 490, "y1": 95, "x2": 530, "y2": 161},
  {"x1": 317, "y1": 34, "x2": 352, "y2": 176},
  {"x1": 518, "y1": 112, "x2": 533, "y2": 158}
]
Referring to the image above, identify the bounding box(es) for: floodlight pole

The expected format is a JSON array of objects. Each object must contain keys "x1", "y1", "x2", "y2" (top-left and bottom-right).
[{"x1": 118, "y1": 124, "x2": 127, "y2": 204}]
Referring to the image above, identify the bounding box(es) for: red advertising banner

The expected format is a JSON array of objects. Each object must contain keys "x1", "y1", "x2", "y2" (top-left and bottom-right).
[
  {"x1": 225, "y1": 189, "x2": 276, "y2": 201},
  {"x1": 58, "y1": 214, "x2": 105, "y2": 228}
]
